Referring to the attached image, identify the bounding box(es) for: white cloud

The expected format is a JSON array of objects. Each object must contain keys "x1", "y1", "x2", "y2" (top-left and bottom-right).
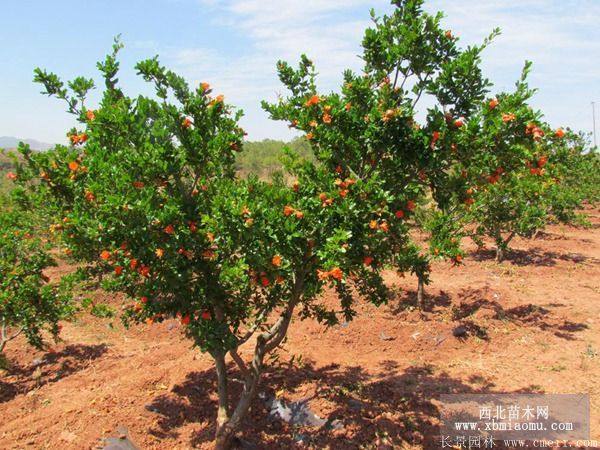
[
  {"x1": 425, "y1": 0, "x2": 600, "y2": 134},
  {"x1": 168, "y1": 0, "x2": 599, "y2": 141},
  {"x1": 163, "y1": 0, "x2": 390, "y2": 140}
]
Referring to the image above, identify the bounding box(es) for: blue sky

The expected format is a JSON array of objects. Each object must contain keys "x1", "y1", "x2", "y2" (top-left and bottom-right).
[{"x1": 1, "y1": 0, "x2": 599, "y2": 145}]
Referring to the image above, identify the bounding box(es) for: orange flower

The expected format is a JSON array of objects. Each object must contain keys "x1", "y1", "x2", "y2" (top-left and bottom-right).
[
  {"x1": 317, "y1": 269, "x2": 329, "y2": 281},
  {"x1": 189, "y1": 221, "x2": 198, "y2": 233},
  {"x1": 6, "y1": 172, "x2": 17, "y2": 181},
  {"x1": 114, "y1": 266, "x2": 123, "y2": 276},
  {"x1": 132, "y1": 181, "x2": 145, "y2": 189},
  {"x1": 339, "y1": 189, "x2": 349, "y2": 198},
  {"x1": 335, "y1": 165, "x2": 343, "y2": 174},
  {"x1": 100, "y1": 250, "x2": 111, "y2": 261},
  {"x1": 555, "y1": 128, "x2": 565, "y2": 138},
  {"x1": 406, "y1": 200, "x2": 416, "y2": 211},
  {"x1": 445, "y1": 30, "x2": 453, "y2": 39},
  {"x1": 164, "y1": 224, "x2": 175, "y2": 235},
  {"x1": 181, "y1": 315, "x2": 191, "y2": 325},
  {"x1": 537, "y1": 156, "x2": 548, "y2": 168},
  {"x1": 86, "y1": 110, "x2": 96, "y2": 121},
  {"x1": 283, "y1": 205, "x2": 295, "y2": 217},
  {"x1": 489, "y1": 98, "x2": 499, "y2": 109},
  {"x1": 139, "y1": 265, "x2": 151, "y2": 277},
  {"x1": 363, "y1": 256, "x2": 374, "y2": 266},
  {"x1": 272, "y1": 255, "x2": 282, "y2": 267},
  {"x1": 129, "y1": 259, "x2": 139, "y2": 269},
  {"x1": 395, "y1": 210, "x2": 405, "y2": 219},
  {"x1": 322, "y1": 113, "x2": 332, "y2": 124},
  {"x1": 182, "y1": 117, "x2": 193, "y2": 128},
  {"x1": 306, "y1": 132, "x2": 314, "y2": 140},
  {"x1": 295, "y1": 210, "x2": 304, "y2": 219},
  {"x1": 69, "y1": 134, "x2": 80, "y2": 145},
  {"x1": 241, "y1": 206, "x2": 251, "y2": 216},
  {"x1": 202, "y1": 249, "x2": 216, "y2": 260},
  {"x1": 84, "y1": 191, "x2": 95, "y2": 202},
  {"x1": 200, "y1": 82, "x2": 211, "y2": 92},
  {"x1": 464, "y1": 197, "x2": 474, "y2": 206},
  {"x1": 304, "y1": 94, "x2": 320, "y2": 107},
  {"x1": 206, "y1": 232, "x2": 215, "y2": 242},
  {"x1": 293, "y1": 181, "x2": 300, "y2": 192},
  {"x1": 345, "y1": 102, "x2": 352, "y2": 111},
  {"x1": 68, "y1": 161, "x2": 80, "y2": 171},
  {"x1": 431, "y1": 131, "x2": 440, "y2": 149},
  {"x1": 382, "y1": 109, "x2": 396, "y2": 123},
  {"x1": 140, "y1": 296, "x2": 148, "y2": 304},
  {"x1": 379, "y1": 221, "x2": 389, "y2": 232},
  {"x1": 155, "y1": 248, "x2": 164, "y2": 258},
  {"x1": 454, "y1": 117, "x2": 465, "y2": 128},
  {"x1": 319, "y1": 193, "x2": 328, "y2": 202},
  {"x1": 369, "y1": 220, "x2": 378, "y2": 230},
  {"x1": 329, "y1": 267, "x2": 343, "y2": 281},
  {"x1": 79, "y1": 133, "x2": 88, "y2": 143},
  {"x1": 502, "y1": 113, "x2": 516, "y2": 123}
]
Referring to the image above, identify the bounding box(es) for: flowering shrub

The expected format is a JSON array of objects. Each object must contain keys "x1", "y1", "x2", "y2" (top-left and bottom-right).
[
  {"x1": 448, "y1": 63, "x2": 579, "y2": 261},
  {"x1": 17, "y1": 38, "x2": 397, "y2": 448},
  {"x1": 0, "y1": 205, "x2": 72, "y2": 361},
  {"x1": 264, "y1": 0, "x2": 497, "y2": 305}
]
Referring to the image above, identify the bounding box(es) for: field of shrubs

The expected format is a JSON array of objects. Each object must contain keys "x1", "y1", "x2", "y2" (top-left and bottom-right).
[{"x1": 1, "y1": 1, "x2": 599, "y2": 449}]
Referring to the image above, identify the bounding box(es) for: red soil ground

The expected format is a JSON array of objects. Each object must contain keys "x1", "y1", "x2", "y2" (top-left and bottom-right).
[{"x1": 1, "y1": 209, "x2": 599, "y2": 449}]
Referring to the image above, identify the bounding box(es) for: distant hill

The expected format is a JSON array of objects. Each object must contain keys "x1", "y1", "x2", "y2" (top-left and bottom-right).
[
  {"x1": 236, "y1": 138, "x2": 313, "y2": 179},
  {"x1": 0, "y1": 136, "x2": 54, "y2": 151}
]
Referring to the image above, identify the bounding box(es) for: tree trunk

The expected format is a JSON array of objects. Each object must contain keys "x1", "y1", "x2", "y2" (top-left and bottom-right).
[
  {"x1": 211, "y1": 277, "x2": 303, "y2": 449},
  {"x1": 495, "y1": 246, "x2": 504, "y2": 263},
  {"x1": 0, "y1": 319, "x2": 8, "y2": 355},
  {"x1": 416, "y1": 275, "x2": 425, "y2": 308},
  {"x1": 214, "y1": 341, "x2": 264, "y2": 450},
  {"x1": 495, "y1": 232, "x2": 515, "y2": 263},
  {"x1": 214, "y1": 353, "x2": 231, "y2": 448}
]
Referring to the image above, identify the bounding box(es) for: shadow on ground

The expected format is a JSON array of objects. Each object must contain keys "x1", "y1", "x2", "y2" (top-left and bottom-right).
[
  {"x1": 0, "y1": 343, "x2": 108, "y2": 403},
  {"x1": 470, "y1": 247, "x2": 597, "y2": 267},
  {"x1": 146, "y1": 361, "x2": 502, "y2": 449},
  {"x1": 393, "y1": 287, "x2": 588, "y2": 342}
]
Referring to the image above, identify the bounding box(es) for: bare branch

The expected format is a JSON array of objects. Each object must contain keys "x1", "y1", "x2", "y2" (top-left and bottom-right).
[{"x1": 229, "y1": 348, "x2": 250, "y2": 379}]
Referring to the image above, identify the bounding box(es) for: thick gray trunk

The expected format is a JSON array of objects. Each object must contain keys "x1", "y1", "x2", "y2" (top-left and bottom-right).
[{"x1": 212, "y1": 273, "x2": 304, "y2": 449}]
